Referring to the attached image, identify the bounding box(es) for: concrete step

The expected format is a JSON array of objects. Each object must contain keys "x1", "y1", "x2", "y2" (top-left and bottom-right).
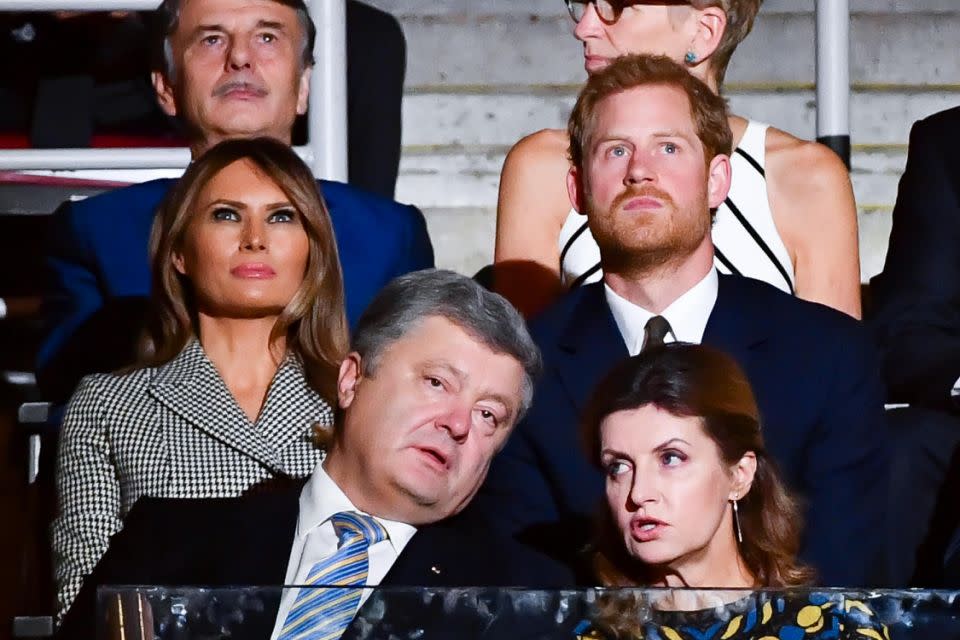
[
  {"x1": 387, "y1": 10, "x2": 960, "y2": 88},
  {"x1": 422, "y1": 204, "x2": 894, "y2": 283},
  {"x1": 398, "y1": 147, "x2": 906, "y2": 209},
  {"x1": 369, "y1": 0, "x2": 960, "y2": 18},
  {"x1": 401, "y1": 88, "x2": 960, "y2": 148}
]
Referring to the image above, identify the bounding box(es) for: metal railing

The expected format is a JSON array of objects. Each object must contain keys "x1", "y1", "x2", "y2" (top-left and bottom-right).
[{"x1": 0, "y1": 0, "x2": 347, "y2": 180}]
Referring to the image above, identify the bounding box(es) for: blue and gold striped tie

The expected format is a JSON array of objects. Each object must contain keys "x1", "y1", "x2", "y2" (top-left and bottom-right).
[{"x1": 279, "y1": 511, "x2": 388, "y2": 640}]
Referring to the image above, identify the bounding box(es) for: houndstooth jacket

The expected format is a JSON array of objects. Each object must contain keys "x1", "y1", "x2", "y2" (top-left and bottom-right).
[{"x1": 51, "y1": 339, "x2": 333, "y2": 622}]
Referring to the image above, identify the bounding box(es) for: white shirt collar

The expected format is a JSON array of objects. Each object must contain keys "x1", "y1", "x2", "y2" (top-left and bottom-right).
[
  {"x1": 297, "y1": 462, "x2": 417, "y2": 555},
  {"x1": 604, "y1": 268, "x2": 719, "y2": 356}
]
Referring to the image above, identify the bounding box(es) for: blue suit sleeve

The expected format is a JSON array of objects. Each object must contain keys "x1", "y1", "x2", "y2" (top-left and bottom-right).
[
  {"x1": 870, "y1": 113, "x2": 960, "y2": 410},
  {"x1": 798, "y1": 325, "x2": 890, "y2": 586},
  {"x1": 37, "y1": 199, "x2": 102, "y2": 397}
]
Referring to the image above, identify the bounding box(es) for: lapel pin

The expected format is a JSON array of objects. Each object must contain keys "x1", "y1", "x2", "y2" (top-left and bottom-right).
[{"x1": 430, "y1": 566, "x2": 441, "y2": 575}]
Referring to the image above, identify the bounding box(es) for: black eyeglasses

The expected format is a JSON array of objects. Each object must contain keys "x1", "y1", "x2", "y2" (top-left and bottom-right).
[{"x1": 565, "y1": 0, "x2": 691, "y2": 25}]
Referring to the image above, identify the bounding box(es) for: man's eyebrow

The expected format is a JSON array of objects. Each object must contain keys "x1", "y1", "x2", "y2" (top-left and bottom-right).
[
  {"x1": 256, "y1": 20, "x2": 287, "y2": 31},
  {"x1": 422, "y1": 359, "x2": 467, "y2": 381}
]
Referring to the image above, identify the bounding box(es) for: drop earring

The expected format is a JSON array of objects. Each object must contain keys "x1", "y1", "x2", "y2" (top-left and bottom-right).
[
  {"x1": 732, "y1": 496, "x2": 743, "y2": 544},
  {"x1": 684, "y1": 51, "x2": 698, "y2": 65}
]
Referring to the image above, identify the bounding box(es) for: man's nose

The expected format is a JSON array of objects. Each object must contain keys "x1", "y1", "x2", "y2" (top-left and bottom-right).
[
  {"x1": 437, "y1": 403, "x2": 471, "y2": 442},
  {"x1": 226, "y1": 37, "x2": 252, "y2": 70},
  {"x1": 625, "y1": 153, "x2": 655, "y2": 186}
]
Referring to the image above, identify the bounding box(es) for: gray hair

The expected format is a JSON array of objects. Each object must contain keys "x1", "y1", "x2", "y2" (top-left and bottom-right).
[
  {"x1": 153, "y1": 0, "x2": 317, "y2": 80},
  {"x1": 352, "y1": 269, "x2": 542, "y2": 421}
]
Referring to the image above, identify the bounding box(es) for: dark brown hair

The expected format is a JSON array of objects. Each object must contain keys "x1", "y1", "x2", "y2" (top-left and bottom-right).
[
  {"x1": 568, "y1": 54, "x2": 732, "y2": 173},
  {"x1": 142, "y1": 137, "x2": 348, "y2": 403},
  {"x1": 691, "y1": 0, "x2": 763, "y2": 86},
  {"x1": 582, "y1": 343, "x2": 814, "y2": 589}
]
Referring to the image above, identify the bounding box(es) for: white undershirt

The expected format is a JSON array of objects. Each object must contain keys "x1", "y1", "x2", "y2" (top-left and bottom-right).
[
  {"x1": 604, "y1": 268, "x2": 719, "y2": 356},
  {"x1": 270, "y1": 463, "x2": 417, "y2": 639}
]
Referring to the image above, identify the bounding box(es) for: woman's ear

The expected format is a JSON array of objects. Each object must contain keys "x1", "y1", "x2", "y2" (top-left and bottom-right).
[
  {"x1": 729, "y1": 451, "x2": 758, "y2": 499},
  {"x1": 687, "y1": 5, "x2": 727, "y2": 68},
  {"x1": 172, "y1": 251, "x2": 186, "y2": 276}
]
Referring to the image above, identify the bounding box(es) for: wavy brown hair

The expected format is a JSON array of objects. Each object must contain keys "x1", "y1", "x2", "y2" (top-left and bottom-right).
[
  {"x1": 141, "y1": 137, "x2": 348, "y2": 403},
  {"x1": 582, "y1": 343, "x2": 814, "y2": 590}
]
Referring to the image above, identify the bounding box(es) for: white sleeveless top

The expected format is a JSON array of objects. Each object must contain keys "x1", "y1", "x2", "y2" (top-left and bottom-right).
[{"x1": 558, "y1": 120, "x2": 795, "y2": 294}]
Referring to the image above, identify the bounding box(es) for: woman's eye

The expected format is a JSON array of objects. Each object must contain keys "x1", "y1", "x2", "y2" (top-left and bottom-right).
[
  {"x1": 663, "y1": 142, "x2": 678, "y2": 154},
  {"x1": 661, "y1": 451, "x2": 685, "y2": 467},
  {"x1": 605, "y1": 460, "x2": 629, "y2": 477},
  {"x1": 268, "y1": 209, "x2": 297, "y2": 223},
  {"x1": 212, "y1": 207, "x2": 239, "y2": 221}
]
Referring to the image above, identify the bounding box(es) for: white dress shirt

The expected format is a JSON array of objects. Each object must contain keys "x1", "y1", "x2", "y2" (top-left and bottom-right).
[
  {"x1": 270, "y1": 463, "x2": 417, "y2": 639},
  {"x1": 605, "y1": 268, "x2": 719, "y2": 356}
]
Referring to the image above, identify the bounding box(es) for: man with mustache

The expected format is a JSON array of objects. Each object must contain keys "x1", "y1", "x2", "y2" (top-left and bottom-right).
[
  {"x1": 58, "y1": 270, "x2": 573, "y2": 639},
  {"x1": 38, "y1": 0, "x2": 432, "y2": 402},
  {"x1": 476, "y1": 54, "x2": 890, "y2": 587}
]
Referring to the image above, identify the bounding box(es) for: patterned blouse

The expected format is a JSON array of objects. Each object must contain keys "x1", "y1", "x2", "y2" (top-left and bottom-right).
[{"x1": 574, "y1": 591, "x2": 891, "y2": 640}]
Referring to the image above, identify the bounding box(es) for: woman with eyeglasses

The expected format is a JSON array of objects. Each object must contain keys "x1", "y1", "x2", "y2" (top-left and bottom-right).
[
  {"x1": 573, "y1": 344, "x2": 888, "y2": 640},
  {"x1": 493, "y1": 0, "x2": 861, "y2": 320}
]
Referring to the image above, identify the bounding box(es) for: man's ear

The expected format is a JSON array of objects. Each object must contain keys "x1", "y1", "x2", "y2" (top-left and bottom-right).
[
  {"x1": 688, "y1": 6, "x2": 727, "y2": 67},
  {"x1": 152, "y1": 71, "x2": 178, "y2": 118},
  {"x1": 706, "y1": 153, "x2": 732, "y2": 210},
  {"x1": 296, "y1": 66, "x2": 312, "y2": 116},
  {"x1": 337, "y1": 353, "x2": 363, "y2": 410},
  {"x1": 566, "y1": 165, "x2": 586, "y2": 216}
]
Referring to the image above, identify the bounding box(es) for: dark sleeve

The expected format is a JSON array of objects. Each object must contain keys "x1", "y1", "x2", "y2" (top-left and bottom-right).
[
  {"x1": 869, "y1": 114, "x2": 960, "y2": 411},
  {"x1": 798, "y1": 324, "x2": 890, "y2": 587},
  {"x1": 475, "y1": 410, "x2": 563, "y2": 539},
  {"x1": 345, "y1": 0, "x2": 405, "y2": 199},
  {"x1": 37, "y1": 199, "x2": 102, "y2": 398},
  {"x1": 396, "y1": 203, "x2": 435, "y2": 274}
]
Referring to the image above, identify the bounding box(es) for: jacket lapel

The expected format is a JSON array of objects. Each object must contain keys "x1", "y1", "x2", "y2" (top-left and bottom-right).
[
  {"x1": 555, "y1": 284, "x2": 631, "y2": 414},
  {"x1": 254, "y1": 356, "x2": 334, "y2": 456},
  {"x1": 702, "y1": 275, "x2": 770, "y2": 361},
  {"x1": 148, "y1": 340, "x2": 283, "y2": 469}
]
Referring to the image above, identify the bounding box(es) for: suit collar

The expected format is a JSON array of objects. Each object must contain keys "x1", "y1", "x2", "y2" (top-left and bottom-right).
[
  {"x1": 556, "y1": 284, "x2": 631, "y2": 413},
  {"x1": 148, "y1": 339, "x2": 332, "y2": 471},
  {"x1": 702, "y1": 275, "x2": 771, "y2": 355}
]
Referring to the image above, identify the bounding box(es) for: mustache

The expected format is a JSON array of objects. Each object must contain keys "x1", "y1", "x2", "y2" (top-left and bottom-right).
[
  {"x1": 611, "y1": 185, "x2": 674, "y2": 211},
  {"x1": 212, "y1": 80, "x2": 268, "y2": 98}
]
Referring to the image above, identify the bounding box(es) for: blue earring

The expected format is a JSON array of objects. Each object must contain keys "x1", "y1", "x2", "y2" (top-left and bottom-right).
[{"x1": 684, "y1": 51, "x2": 697, "y2": 64}]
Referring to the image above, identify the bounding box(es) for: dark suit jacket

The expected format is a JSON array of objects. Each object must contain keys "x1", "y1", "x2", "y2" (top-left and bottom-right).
[
  {"x1": 475, "y1": 276, "x2": 889, "y2": 587},
  {"x1": 38, "y1": 178, "x2": 434, "y2": 401},
  {"x1": 870, "y1": 106, "x2": 960, "y2": 412},
  {"x1": 58, "y1": 489, "x2": 574, "y2": 640}
]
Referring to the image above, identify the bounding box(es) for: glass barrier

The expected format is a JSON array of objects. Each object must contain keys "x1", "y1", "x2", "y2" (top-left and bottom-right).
[{"x1": 96, "y1": 586, "x2": 960, "y2": 640}]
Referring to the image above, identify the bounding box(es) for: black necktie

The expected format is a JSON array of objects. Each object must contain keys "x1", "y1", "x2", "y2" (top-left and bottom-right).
[{"x1": 643, "y1": 315, "x2": 672, "y2": 351}]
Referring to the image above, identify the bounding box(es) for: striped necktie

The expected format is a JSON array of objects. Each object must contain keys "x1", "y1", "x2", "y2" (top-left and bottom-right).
[{"x1": 279, "y1": 511, "x2": 388, "y2": 640}]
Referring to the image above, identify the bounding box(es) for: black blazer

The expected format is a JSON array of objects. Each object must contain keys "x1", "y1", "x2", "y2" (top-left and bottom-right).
[
  {"x1": 475, "y1": 275, "x2": 889, "y2": 587},
  {"x1": 870, "y1": 106, "x2": 960, "y2": 411},
  {"x1": 58, "y1": 487, "x2": 574, "y2": 640}
]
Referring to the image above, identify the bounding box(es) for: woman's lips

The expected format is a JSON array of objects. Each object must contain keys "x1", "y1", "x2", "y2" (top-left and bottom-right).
[
  {"x1": 230, "y1": 263, "x2": 276, "y2": 278},
  {"x1": 630, "y1": 517, "x2": 667, "y2": 542}
]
